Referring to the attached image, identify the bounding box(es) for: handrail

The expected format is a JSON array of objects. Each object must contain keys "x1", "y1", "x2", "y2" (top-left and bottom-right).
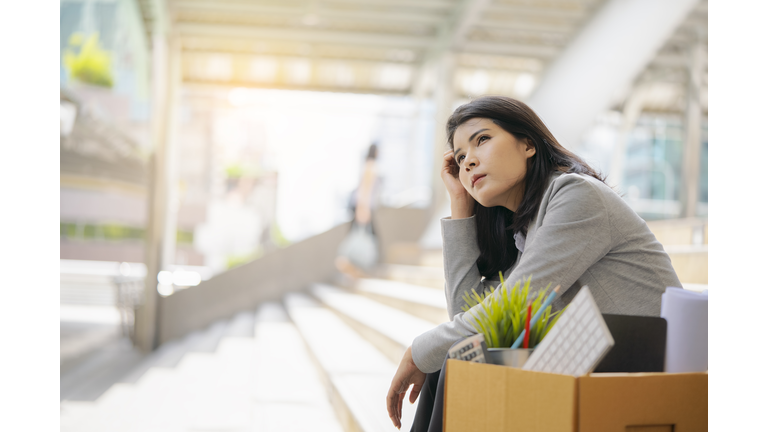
[{"x1": 157, "y1": 222, "x2": 351, "y2": 344}]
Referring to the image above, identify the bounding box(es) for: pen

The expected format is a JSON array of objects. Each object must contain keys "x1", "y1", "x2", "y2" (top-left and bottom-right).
[
  {"x1": 510, "y1": 285, "x2": 561, "y2": 349},
  {"x1": 523, "y1": 301, "x2": 532, "y2": 349}
]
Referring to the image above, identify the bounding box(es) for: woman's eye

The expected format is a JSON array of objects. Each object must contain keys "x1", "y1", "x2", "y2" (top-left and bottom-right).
[
  {"x1": 456, "y1": 155, "x2": 465, "y2": 163},
  {"x1": 478, "y1": 135, "x2": 489, "y2": 144}
]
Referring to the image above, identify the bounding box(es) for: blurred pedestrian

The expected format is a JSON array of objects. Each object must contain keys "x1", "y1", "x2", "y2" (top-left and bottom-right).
[{"x1": 336, "y1": 143, "x2": 381, "y2": 278}]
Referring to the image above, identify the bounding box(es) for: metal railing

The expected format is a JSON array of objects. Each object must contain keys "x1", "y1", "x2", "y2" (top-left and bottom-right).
[{"x1": 113, "y1": 275, "x2": 145, "y2": 341}]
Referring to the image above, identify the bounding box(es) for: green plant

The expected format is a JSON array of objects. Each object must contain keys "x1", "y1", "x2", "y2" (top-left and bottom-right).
[
  {"x1": 461, "y1": 274, "x2": 565, "y2": 348},
  {"x1": 63, "y1": 32, "x2": 114, "y2": 88}
]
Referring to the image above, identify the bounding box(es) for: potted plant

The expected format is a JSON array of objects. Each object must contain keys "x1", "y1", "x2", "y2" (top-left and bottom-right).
[{"x1": 461, "y1": 275, "x2": 565, "y2": 367}]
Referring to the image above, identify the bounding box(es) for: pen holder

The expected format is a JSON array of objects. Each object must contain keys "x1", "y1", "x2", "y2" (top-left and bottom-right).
[{"x1": 486, "y1": 348, "x2": 534, "y2": 368}]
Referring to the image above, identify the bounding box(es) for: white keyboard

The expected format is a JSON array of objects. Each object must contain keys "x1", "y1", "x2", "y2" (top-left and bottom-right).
[{"x1": 522, "y1": 286, "x2": 614, "y2": 376}]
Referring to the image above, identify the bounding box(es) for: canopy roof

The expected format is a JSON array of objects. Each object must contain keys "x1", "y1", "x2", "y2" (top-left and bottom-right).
[{"x1": 134, "y1": 0, "x2": 707, "y2": 113}]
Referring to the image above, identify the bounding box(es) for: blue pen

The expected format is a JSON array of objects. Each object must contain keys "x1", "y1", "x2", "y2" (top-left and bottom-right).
[{"x1": 510, "y1": 285, "x2": 561, "y2": 348}]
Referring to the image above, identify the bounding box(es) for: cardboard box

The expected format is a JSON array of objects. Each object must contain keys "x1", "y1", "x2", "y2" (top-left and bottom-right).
[{"x1": 444, "y1": 360, "x2": 707, "y2": 432}]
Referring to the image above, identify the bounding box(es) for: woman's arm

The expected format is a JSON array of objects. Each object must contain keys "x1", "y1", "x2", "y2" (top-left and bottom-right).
[
  {"x1": 412, "y1": 174, "x2": 614, "y2": 373},
  {"x1": 439, "y1": 149, "x2": 489, "y2": 318},
  {"x1": 441, "y1": 216, "x2": 496, "y2": 318}
]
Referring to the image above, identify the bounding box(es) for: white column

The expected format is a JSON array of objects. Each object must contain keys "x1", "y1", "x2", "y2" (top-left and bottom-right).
[
  {"x1": 135, "y1": 31, "x2": 180, "y2": 352},
  {"x1": 527, "y1": 0, "x2": 699, "y2": 149},
  {"x1": 135, "y1": 33, "x2": 169, "y2": 353},
  {"x1": 429, "y1": 52, "x2": 456, "y2": 215},
  {"x1": 608, "y1": 85, "x2": 648, "y2": 191},
  {"x1": 161, "y1": 37, "x2": 182, "y2": 269},
  {"x1": 680, "y1": 36, "x2": 705, "y2": 218}
]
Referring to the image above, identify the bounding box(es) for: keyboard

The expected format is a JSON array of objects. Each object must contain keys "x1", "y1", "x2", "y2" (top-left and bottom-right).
[{"x1": 522, "y1": 286, "x2": 614, "y2": 376}]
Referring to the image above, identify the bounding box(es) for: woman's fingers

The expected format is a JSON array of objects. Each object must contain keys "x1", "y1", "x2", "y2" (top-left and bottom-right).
[
  {"x1": 386, "y1": 384, "x2": 399, "y2": 427},
  {"x1": 409, "y1": 380, "x2": 423, "y2": 404},
  {"x1": 387, "y1": 375, "x2": 406, "y2": 429},
  {"x1": 442, "y1": 150, "x2": 458, "y2": 175},
  {"x1": 386, "y1": 346, "x2": 425, "y2": 429}
]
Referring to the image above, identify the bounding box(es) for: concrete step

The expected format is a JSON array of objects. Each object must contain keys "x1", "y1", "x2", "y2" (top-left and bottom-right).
[
  {"x1": 377, "y1": 263, "x2": 445, "y2": 290},
  {"x1": 115, "y1": 313, "x2": 246, "y2": 386},
  {"x1": 60, "y1": 273, "x2": 117, "y2": 306},
  {"x1": 353, "y1": 278, "x2": 449, "y2": 325},
  {"x1": 62, "y1": 302, "x2": 344, "y2": 432},
  {"x1": 250, "y1": 302, "x2": 344, "y2": 432},
  {"x1": 285, "y1": 292, "x2": 418, "y2": 432},
  {"x1": 60, "y1": 321, "x2": 123, "y2": 372},
  {"x1": 59, "y1": 337, "x2": 145, "y2": 402},
  {"x1": 310, "y1": 284, "x2": 435, "y2": 365}
]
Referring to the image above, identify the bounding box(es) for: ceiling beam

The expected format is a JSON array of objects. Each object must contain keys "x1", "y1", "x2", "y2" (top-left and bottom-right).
[
  {"x1": 484, "y1": 4, "x2": 591, "y2": 20},
  {"x1": 180, "y1": 79, "x2": 410, "y2": 96},
  {"x1": 451, "y1": 0, "x2": 492, "y2": 48},
  {"x1": 321, "y1": 0, "x2": 454, "y2": 8},
  {"x1": 649, "y1": 50, "x2": 708, "y2": 70},
  {"x1": 180, "y1": 49, "x2": 418, "y2": 67},
  {"x1": 172, "y1": 0, "x2": 454, "y2": 11},
  {"x1": 172, "y1": 1, "x2": 446, "y2": 24},
  {"x1": 175, "y1": 22, "x2": 435, "y2": 49},
  {"x1": 461, "y1": 41, "x2": 559, "y2": 59},
  {"x1": 477, "y1": 19, "x2": 576, "y2": 34}
]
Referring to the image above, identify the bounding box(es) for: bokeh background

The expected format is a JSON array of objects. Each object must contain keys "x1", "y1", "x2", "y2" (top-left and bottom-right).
[{"x1": 58, "y1": 0, "x2": 710, "y2": 430}]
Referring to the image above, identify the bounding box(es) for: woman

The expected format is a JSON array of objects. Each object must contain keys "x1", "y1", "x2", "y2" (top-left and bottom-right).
[
  {"x1": 385, "y1": 96, "x2": 681, "y2": 431},
  {"x1": 336, "y1": 143, "x2": 381, "y2": 278}
]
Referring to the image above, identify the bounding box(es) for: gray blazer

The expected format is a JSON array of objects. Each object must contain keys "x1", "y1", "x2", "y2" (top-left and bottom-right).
[{"x1": 411, "y1": 172, "x2": 682, "y2": 373}]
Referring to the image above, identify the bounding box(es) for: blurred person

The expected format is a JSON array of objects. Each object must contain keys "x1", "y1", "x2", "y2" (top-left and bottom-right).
[
  {"x1": 335, "y1": 143, "x2": 381, "y2": 278},
  {"x1": 385, "y1": 96, "x2": 681, "y2": 431}
]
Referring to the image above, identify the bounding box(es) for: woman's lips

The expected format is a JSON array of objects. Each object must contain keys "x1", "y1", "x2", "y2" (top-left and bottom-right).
[{"x1": 472, "y1": 175, "x2": 486, "y2": 187}]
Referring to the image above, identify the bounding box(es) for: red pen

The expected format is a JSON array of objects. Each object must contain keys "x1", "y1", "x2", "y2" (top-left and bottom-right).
[{"x1": 523, "y1": 300, "x2": 532, "y2": 349}]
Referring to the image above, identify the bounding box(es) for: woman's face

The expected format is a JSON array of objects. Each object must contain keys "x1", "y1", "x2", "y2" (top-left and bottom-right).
[{"x1": 452, "y1": 118, "x2": 536, "y2": 211}]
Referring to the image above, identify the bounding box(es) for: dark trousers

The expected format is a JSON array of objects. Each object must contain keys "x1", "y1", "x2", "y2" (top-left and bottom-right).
[
  {"x1": 410, "y1": 344, "x2": 460, "y2": 432},
  {"x1": 410, "y1": 369, "x2": 446, "y2": 432}
]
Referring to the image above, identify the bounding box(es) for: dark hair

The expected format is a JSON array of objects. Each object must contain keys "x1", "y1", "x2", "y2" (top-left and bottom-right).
[
  {"x1": 366, "y1": 143, "x2": 378, "y2": 160},
  {"x1": 446, "y1": 96, "x2": 605, "y2": 278}
]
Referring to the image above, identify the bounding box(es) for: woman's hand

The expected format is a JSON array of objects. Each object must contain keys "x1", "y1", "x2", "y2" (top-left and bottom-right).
[
  {"x1": 441, "y1": 149, "x2": 475, "y2": 219},
  {"x1": 386, "y1": 346, "x2": 426, "y2": 429}
]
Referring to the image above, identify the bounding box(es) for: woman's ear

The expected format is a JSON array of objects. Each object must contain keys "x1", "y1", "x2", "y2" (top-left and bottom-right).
[{"x1": 524, "y1": 138, "x2": 536, "y2": 158}]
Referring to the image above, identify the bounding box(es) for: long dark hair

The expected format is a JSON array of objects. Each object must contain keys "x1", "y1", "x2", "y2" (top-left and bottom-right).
[{"x1": 446, "y1": 96, "x2": 605, "y2": 278}]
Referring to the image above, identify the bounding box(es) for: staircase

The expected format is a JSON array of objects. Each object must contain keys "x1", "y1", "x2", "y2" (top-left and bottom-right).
[
  {"x1": 61, "y1": 261, "x2": 449, "y2": 432},
  {"x1": 60, "y1": 218, "x2": 706, "y2": 431}
]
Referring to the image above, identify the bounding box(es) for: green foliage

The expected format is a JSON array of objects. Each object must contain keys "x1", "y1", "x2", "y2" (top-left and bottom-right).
[
  {"x1": 176, "y1": 229, "x2": 194, "y2": 244},
  {"x1": 63, "y1": 32, "x2": 114, "y2": 88},
  {"x1": 225, "y1": 163, "x2": 262, "y2": 179},
  {"x1": 60, "y1": 222, "x2": 194, "y2": 244},
  {"x1": 83, "y1": 224, "x2": 99, "y2": 239},
  {"x1": 461, "y1": 274, "x2": 565, "y2": 348},
  {"x1": 270, "y1": 223, "x2": 291, "y2": 248},
  {"x1": 225, "y1": 165, "x2": 244, "y2": 179},
  {"x1": 226, "y1": 249, "x2": 264, "y2": 269}
]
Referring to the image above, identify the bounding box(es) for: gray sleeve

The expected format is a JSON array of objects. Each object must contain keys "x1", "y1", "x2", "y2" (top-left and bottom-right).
[
  {"x1": 440, "y1": 217, "x2": 487, "y2": 318},
  {"x1": 411, "y1": 176, "x2": 614, "y2": 373}
]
